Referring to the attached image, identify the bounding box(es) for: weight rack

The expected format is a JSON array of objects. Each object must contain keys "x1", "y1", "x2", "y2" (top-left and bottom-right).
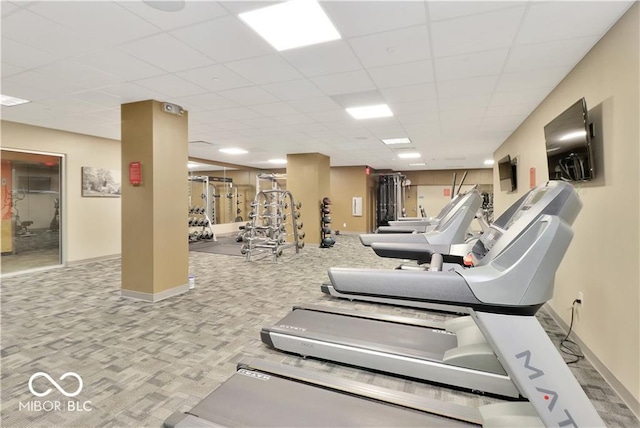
[{"x1": 242, "y1": 189, "x2": 304, "y2": 262}]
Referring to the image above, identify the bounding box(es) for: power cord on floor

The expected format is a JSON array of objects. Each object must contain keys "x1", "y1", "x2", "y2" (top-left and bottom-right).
[{"x1": 560, "y1": 299, "x2": 585, "y2": 364}]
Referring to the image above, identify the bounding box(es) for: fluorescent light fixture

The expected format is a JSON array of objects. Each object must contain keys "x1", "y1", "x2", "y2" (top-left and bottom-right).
[
  {"x1": 239, "y1": 0, "x2": 341, "y2": 51},
  {"x1": 219, "y1": 148, "x2": 248, "y2": 155},
  {"x1": 346, "y1": 104, "x2": 393, "y2": 120},
  {"x1": 559, "y1": 130, "x2": 586, "y2": 141},
  {"x1": 397, "y1": 152, "x2": 421, "y2": 159},
  {"x1": 409, "y1": 163, "x2": 426, "y2": 166},
  {"x1": 484, "y1": 159, "x2": 495, "y2": 166},
  {"x1": 268, "y1": 159, "x2": 287, "y2": 165},
  {"x1": 382, "y1": 137, "x2": 411, "y2": 145},
  {"x1": 1, "y1": 94, "x2": 30, "y2": 107},
  {"x1": 143, "y1": 1, "x2": 185, "y2": 12}
]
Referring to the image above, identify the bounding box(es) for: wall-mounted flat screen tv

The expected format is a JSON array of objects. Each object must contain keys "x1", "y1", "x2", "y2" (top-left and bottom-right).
[
  {"x1": 498, "y1": 155, "x2": 517, "y2": 192},
  {"x1": 544, "y1": 98, "x2": 594, "y2": 181}
]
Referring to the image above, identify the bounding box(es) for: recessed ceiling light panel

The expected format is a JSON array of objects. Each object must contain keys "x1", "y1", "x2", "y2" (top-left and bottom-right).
[
  {"x1": 1, "y1": 94, "x2": 30, "y2": 107},
  {"x1": 239, "y1": 0, "x2": 341, "y2": 51},
  {"x1": 484, "y1": 159, "x2": 495, "y2": 165},
  {"x1": 397, "y1": 152, "x2": 421, "y2": 159},
  {"x1": 268, "y1": 159, "x2": 287, "y2": 164},
  {"x1": 382, "y1": 137, "x2": 411, "y2": 145},
  {"x1": 219, "y1": 148, "x2": 248, "y2": 155},
  {"x1": 346, "y1": 104, "x2": 393, "y2": 120}
]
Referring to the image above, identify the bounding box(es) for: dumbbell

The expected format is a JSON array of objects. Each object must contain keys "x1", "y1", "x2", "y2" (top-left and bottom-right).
[
  {"x1": 297, "y1": 222, "x2": 303, "y2": 230},
  {"x1": 298, "y1": 231, "x2": 306, "y2": 239},
  {"x1": 294, "y1": 211, "x2": 301, "y2": 219},
  {"x1": 240, "y1": 244, "x2": 248, "y2": 255},
  {"x1": 297, "y1": 240, "x2": 305, "y2": 249},
  {"x1": 296, "y1": 201, "x2": 303, "y2": 209}
]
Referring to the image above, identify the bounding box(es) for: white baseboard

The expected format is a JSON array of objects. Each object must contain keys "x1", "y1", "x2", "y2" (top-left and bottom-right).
[
  {"x1": 66, "y1": 253, "x2": 121, "y2": 266},
  {"x1": 121, "y1": 283, "x2": 189, "y2": 302},
  {"x1": 543, "y1": 303, "x2": 640, "y2": 419}
]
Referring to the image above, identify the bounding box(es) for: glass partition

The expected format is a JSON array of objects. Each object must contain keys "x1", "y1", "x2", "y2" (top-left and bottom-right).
[{"x1": 1, "y1": 149, "x2": 62, "y2": 275}]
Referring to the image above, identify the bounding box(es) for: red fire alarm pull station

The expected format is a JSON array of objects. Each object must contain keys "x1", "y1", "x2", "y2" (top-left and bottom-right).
[{"x1": 129, "y1": 162, "x2": 142, "y2": 186}]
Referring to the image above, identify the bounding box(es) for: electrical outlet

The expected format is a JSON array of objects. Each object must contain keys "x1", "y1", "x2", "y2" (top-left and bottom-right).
[
  {"x1": 343, "y1": 223, "x2": 346, "y2": 228},
  {"x1": 578, "y1": 292, "x2": 584, "y2": 307}
]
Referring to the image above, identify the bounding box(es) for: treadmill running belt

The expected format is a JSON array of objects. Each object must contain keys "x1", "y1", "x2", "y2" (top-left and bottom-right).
[
  {"x1": 183, "y1": 368, "x2": 472, "y2": 427},
  {"x1": 270, "y1": 308, "x2": 458, "y2": 361}
]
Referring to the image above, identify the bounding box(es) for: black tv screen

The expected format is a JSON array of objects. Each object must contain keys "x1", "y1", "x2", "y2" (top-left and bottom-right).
[
  {"x1": 544, "y1": 98, "x2": 594, "y2": 181},
  {"x1": 498, "y1": 155, "x2": 516, "y2": 192}
]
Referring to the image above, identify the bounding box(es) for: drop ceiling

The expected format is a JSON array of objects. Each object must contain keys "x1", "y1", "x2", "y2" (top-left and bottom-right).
[{"x1": 0, "y1": 1, "x2": 633, "y2": 170}]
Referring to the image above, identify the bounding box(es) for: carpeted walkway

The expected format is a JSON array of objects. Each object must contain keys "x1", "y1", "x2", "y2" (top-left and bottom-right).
[{"x1": 1, "y1": 234, "x2": 637, "y2": 427}]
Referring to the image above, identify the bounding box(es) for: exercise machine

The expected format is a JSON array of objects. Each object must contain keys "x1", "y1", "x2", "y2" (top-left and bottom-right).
[
  {"x1": 261, "y1": 181, "x2": 582, "y2": 396},
  {"x1": 359, "y1": 187, "x2": 482, "y2": 247},
  {"x1": 164, "y1": 184, "x2": 603, "y2": 427}
]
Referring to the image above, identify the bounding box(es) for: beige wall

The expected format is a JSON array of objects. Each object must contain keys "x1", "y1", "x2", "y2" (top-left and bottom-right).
[
  {"x1": 330, "y1": 166, "x2": 369, "y2": 233},
  {"x1": 1, "y1": 120, "x2": 121, "y2": 262},
  {"x1": 493, "y1": 4, "x2": 639, "y2": 408}
]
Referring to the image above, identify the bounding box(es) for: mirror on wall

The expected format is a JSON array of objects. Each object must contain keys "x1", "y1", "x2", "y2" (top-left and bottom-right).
[
  {"x1": 188, "y1": 162, "x2": 286, "y2": 226},
  {"x1": 1, "y1": 149, "x2": 63, "y2": 275}
]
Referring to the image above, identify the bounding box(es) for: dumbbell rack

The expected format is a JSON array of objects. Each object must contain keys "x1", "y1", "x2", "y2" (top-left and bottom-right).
[
  {"x1": 188, "y1": 207, "x2": 216, "y2": 242},
  {"x1": 188, "y1": 175, "x2": 217, "y2": 242},
  {"x1": 320, "y1": 197, "x2": 335, "y2": 248},
  {"x1": 242, "y1": 190, "x2": 304, "y2": 262}
]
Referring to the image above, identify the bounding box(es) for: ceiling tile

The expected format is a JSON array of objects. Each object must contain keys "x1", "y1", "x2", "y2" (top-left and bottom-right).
[
  {"x1": 431, "y1": 6, "x2": 525, "y2": 58},
  {"x1": 2, "y1": 10, "x2": 102, "y2": 57},
  {"x1": 217, "y1": 86, "x2": 279, "y2": 105},
  {"x1": 1, "y1": 38, "x2": 57, "y2": 69},
  {"x1": 281, "y1": 40, "x2": 362, "y2": 77},
  {"x1": 490, "y1": 87, "x2": 554, "y2": 107},
  {"x1": 176, "y1": 64, "x2": 252, "y2": 92},
  {"x1": 70, "y1": 90, "x2": 126, "y2": 109},
  {"x1": 261, "y1": 79, "x2": 325, "y2": 101},
  {"x1": 434, "y1": 48, "x2": 508, "y2": 81},
  {"x1": 495, "y1": 67, "x2": 570, "y2": 92},
  {"x1": 311, "y1": 70, "x2": 377, "y2": 96},
  {"x1": 133, "y1": 74, "x2": 207, "y2": 98},
  {"x1": 215, "y1": 107, "x2": 264, "y2": 121},
  {"x1": 28, "y1": 1, "x2": 161, "y2": 45},
  {"x1": 225, "y1": 55, "x2": 303, "y2": 85},
  {"x1": 120, "y1": 33, "x2": 214, "y2": 73},
  {"x1": 274, "y1": 114, "x2": 317, "y2": 126},
  {"x1": 76, "y1": 48, "x2": 166, "y2": 81},
  {"x1": 485, "y1": 102, "x2": 538, "y2": 118},
  {"x1": 117, "y1": 0, "x2": 229, "y2": 31},
  {"x1": 505, "y1": 36, "x2": 599, "y2": 73},
  {"x1": 1, "y1": 62, "x2": 25, "y2": 78},
  {"x1": 171, "y1": 15, "x2": 273, "y2": 63},
  {"x1": 428, "y1": 1, "x2": 522, "y2": 22},
  {"x1": 517, "y1": 1, "x2": 633, "y2": 45},
  {"x1": 218, "y1": 2, "x2": 282, "y2": 15},
  {"x1": 286, "y1": 96, "x2": 342, "y2": 113},
  {"x1": 249, "y1": 102, "x2": 300, "y2": 117},
  {"x1": 348, "y1": 25, "x2": 431, "y2": 68},
  {"x1": 188, "y1": 110, "x2": 239, "y2": 125},
  {"x1": 172, "y1": 92, "x2": 239, "y2": 111},
  {"x1": 1, "y1": 1, "x2": 21, "y2": 17},
  {"x1": 0, "y1": 79, "x2": 56, "y2": 101},
  {"x1": 98, "y1": 82, "x2": 165, "y2": 105},
  {"x1": 308, "y1": 109, "x2": 351, "y2": 123},
  {"x1": 438, "y1": 94, "x2": 492, "y2": 111},
  {"x1": 368, "y1": 60, "x2": 434, "y2": 89},
  {"x1": 323, "y1": 1, "x2": 426, "y2": 38},
  {"x1": 437, "y1": 76, "x2": 499, "y2": 98},
  {"x1": 380, "y1": 83, "x2": 437, "y2": 104}
]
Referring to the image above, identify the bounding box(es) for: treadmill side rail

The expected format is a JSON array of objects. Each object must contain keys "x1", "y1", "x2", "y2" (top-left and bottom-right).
[{"x1": 472, "y1": 311, "x2": 605, "y2": 427}]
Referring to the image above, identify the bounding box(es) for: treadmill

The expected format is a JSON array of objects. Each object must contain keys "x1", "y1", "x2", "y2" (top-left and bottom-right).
[
  {"x1": 262, "y1": 182, "x2": 582, "y2": 397},
  {"x1": 359, "y1": 188, "x2": 483, "y2": 246},
  {"x1": 323, "y1": 185, "x2": 562, "y2": 312},
  {"x1": 165, "y1": 184, "x2": 604, "y2": 427}
]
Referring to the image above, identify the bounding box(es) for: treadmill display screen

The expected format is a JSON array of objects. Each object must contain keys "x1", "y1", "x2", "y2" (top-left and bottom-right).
[{"x1": 504, "y1": 188, "x2": 549, "y2": 230}]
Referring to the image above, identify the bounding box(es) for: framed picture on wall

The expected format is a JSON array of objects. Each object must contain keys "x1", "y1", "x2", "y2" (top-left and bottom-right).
[{"x1": 81, "y1": 167, "x2": 121, "y2": 197}]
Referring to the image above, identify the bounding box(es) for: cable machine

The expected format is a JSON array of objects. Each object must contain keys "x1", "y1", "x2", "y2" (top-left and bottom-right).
[{"x1": 376, "y1": 173, "x2": 407, "y2": 228}]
